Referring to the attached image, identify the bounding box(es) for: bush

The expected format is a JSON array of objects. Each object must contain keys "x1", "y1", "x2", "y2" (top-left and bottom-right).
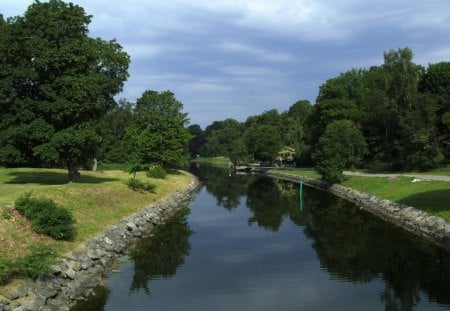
[
  {"x1": 126, "y1": 178, "x2": 156, "y2": 192},
  {"x1": 0, "y1": 256, "x2": 12, "y2": 284},
  {"x1": 14, "y1": 243, "x2": 56, "y2": 279},
  {"x1": 15, "y1": 193, "x2": 76, "y2": 240},
  {"x1": 146, "y1": 164, "x2": 166, "y2": 179}
]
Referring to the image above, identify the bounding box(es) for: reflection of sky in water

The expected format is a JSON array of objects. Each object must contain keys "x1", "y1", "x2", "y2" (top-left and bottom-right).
[{"x1": 99, "y1": 187, "x2": 448, "y2": 311}]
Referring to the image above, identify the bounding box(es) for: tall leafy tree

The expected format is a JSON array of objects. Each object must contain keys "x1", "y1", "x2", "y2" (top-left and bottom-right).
[
  {"x1": 200, "y1": 119, "x2": 247, "y2": 166},
  {"x1": 97, "y1": 99, "x2": 133, "y2": 163},
  {"x1": 244, "y1": 110, "x2": 283, "y2": 163},
  {"x1": 187, "y1": 124, "x2": 206, "y2": 159},
  {"x1": 313, "y1": 120, "x2": 367, "y2": 183},
  {"x1": 125, "y1": 90, "x2": 190, "y2": 168},
  {"x1": 0, "y1": 0, "x2": 130, "y2": 181}
]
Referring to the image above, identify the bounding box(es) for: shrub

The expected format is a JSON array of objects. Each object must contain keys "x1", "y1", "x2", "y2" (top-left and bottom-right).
[
  {"x1": 0, "y1": 256, "x2": 12, "y2": 284},
  {"x1": 14, "y1": 243, "x2": 56, "y2": 279},
  {"x1": 1, "y1": 209, "x2": 11, "y2": 220},
  {"x1": 126, "y1": 178, "x2": 156, "y2": 192},
  {"x1": 15, "y1": 193, "x2": 76, "y2": 240},
  {"x1": 146, "y1": 164, "x2": 166, "y2": 179}
]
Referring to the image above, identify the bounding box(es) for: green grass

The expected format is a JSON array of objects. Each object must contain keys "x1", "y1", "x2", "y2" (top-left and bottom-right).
[
  {"x1": 356, "y1": 164, "x2": 450, "y2": 176},
  {"x1": 342, "y1": 176, "x2": 450, "y2": 221},
  {"x1": 271, "y1": 167, "x2": 450, "y2": 221},
  {"x1": 409, "y1": 164, "x2": 450, "y2": 176},
  {"x1": 272, "y1": 167, "x2": 321, "y2": 180},
  {"x1": 0, "y1": 167, "x2": 192, "y2": 287},
  {"x1": 191, "y1": 156, "x2": 230, "y2": 166}
]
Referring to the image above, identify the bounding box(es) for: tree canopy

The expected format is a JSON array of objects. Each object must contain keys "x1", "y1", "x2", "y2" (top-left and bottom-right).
[
  {"x1": 124, "y1": 90, "x2": 191, "y2": 168},
  {"x1": 0, "y1": 0, "x2": 130, "y2": 181}
]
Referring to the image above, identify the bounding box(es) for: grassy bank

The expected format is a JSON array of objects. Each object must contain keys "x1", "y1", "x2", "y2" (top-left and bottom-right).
[
  {"x1": 271, "y1": 167, "x2": 450, "y2": 221},
  {"x1": 190, "y1": 156, "x2": 230, "y2": 166},
  {"x1": 0, "y1": 167, "x2": 192, "y2": 285},
  {"x1": 342, "y1": 176, "x2": 450, "y2": 221}
]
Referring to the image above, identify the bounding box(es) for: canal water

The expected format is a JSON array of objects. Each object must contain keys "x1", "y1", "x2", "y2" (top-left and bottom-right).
[{"x1": 73, "y1": 165, "x2": 450, "y2": 310}]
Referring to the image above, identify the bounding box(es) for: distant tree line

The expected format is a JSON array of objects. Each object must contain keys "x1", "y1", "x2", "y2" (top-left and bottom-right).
[
  {"x1": 1, "y1": 1, "x2": 448, "y2": 184},
  {"x1": 190, "y1": 48, "x2": 450, "y2": 182}
]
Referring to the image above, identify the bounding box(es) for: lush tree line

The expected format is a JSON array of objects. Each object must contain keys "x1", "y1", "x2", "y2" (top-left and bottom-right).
[
  {"x1": 0, "y1": 1, "x2": 190, "y2": 181},
  {"x1": 191, "y1": 48, "x2": 450, "y2": 182},
  {"x1": 1, "y1": 1, "x2": 449, "y2": 183}
]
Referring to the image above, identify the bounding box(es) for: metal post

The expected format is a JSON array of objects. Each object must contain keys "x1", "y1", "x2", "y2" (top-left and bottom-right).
[{"x1": 300, "y1": 179, "x2": 303, "y2": 211}]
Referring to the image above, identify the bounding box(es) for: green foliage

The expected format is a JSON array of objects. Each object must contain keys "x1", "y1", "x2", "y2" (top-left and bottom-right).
[
  {"x1": 0, "y1": 243, "x2": 56, "y2": 283},
  {"x1": 313, "y1": 120, "x2": 367, "y2": 183},
  {"x1": 128, "y1": 162, "x2": 143, "y2": 179},
  {"x1": 126, "y1": 178, "x2": 156, "y2": 192},
  {"x1": 13, "y1": 243, "x2": 56, "y2": 279},
  {"x1": 146, "y1": 165, "x2": 167, "y2": 179},
  {"x1": 15, "y1": 193, "x2": 76, "y2": 240},
  {"x1": 0, "y1": 0, "x2": 130, "y2": 181},
  {"x1": 1, "y1": 209, "x2": 11, "y2": 220},
  {"x1": 188, "y1": 124, "x2": 206, "y2": 158},
  {"x1": 124, "y1": 90, "x2": 190, "y2": 169},
  {"x1": 200, "y1": 118, "x2": 248, "y2": 165},
  {"x1": 0, "y1": 256, "x2": 13, "y2": 284},
  {"x1": 97, "y1": 99, "x2": 133, "y2": 163}
]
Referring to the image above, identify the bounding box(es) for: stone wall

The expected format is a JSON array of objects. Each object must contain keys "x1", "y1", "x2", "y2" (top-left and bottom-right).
[
  {"x1": 266, "y1": 170, "x2": 450, "y2": 250},
  {"x1": 0, "y1": 176, "x2": 200, "y2": 311}
]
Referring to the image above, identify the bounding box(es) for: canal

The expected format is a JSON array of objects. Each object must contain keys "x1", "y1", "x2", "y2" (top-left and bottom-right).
[{"x1": 73, "y1": 165, "x2": 450, "y2": 310}]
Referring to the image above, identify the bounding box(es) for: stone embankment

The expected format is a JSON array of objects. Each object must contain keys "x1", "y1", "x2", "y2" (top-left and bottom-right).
[
  {"x1": 0, "y1": 176, "x2": 200, "y2": 311},
  {"x1": 266, "y1": 170, "x2": 450, "y2": 250}
]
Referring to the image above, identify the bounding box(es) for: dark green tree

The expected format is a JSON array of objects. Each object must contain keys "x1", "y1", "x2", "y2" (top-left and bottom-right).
[
  {"x1": 313, "y1": 120, "x2": 367, "y2": 183},
  {"x1": 244, "y1": 110, "x2": 283, "y2": 163},
  {"x1": 0, "y1": 0, "x2": 130, "y2": 181},
  {"x1": 419, "y1": 62, "x2": 450, "y2": 164},
  {"x1": 187, "y1": 124, "x2": 206, "y2": 159},
  {"x1": 200, "y1": 119, "x2": 247, "y2": 166},
  {"x1": 124, "y1": 90, "x2": 190, "y2": 168},
  {"x1": 97, "y1": 99, "x2": 133, "y2": 163}
]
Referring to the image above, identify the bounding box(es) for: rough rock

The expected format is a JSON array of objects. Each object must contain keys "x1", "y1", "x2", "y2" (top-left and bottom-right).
[
  {"x1": 267, "y1": 170, "x2": 450, "y2": 250},
  {"x1": 1, "y1": 176, "x2": 200, "y2": 310}
]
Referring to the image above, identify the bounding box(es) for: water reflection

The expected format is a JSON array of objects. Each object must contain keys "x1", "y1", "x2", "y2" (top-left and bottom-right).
[
  {"x1": 194, "y1": 165, "x2": 450, "y2": 310},
  {"x1": 190, "y1": 163, "x2": 253, "y2": 210},
  {"x1": 72, "y1": 165, "x2": 450, "y2": 310},
  {"x1": 128, "y1": 208, "x2": 193, "y2": 294}
]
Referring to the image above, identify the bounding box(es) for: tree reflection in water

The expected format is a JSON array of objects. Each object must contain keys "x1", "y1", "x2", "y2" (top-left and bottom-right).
[
  {"x1": 190, "y1": 163, "x2": 254, "y2": 210},
  {"x1": 303, "y1": 186, "x2": 450, "y2": 311},
  {"x1": 128, "y1": 208, "x2": 193, "y2": 295},
  {"x1": 194, "y1": 165, "x2": 450, "y2": 310}
]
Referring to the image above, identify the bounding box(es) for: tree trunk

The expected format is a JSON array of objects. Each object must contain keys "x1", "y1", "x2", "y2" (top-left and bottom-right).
[
  {"x1": 68, "y1": 161, "x2": 81, "y2": 182},
  {"x1": 92, "y1": 157, "x2": 98, "y2": 172}
]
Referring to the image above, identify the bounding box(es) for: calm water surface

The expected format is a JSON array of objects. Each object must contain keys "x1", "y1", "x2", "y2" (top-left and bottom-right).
[{"x1": 73, "y1": 165, "x2": 450, "y2": 310}]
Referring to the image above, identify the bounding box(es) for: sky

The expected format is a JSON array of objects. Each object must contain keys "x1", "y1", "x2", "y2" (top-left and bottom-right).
[{"x1": 2, "y1": 0, "x2": 450, "y2": 128}]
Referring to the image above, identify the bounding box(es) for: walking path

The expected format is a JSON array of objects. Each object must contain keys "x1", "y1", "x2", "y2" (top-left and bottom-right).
[{"x1": 343, "y1": 171, "x2": 450, "y2": 182}]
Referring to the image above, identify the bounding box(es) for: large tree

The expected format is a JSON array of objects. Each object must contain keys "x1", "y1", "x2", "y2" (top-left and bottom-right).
[
  {"x1": 125, "y1": 90, "x2": 190, "y2": 168},
  {"x1": 201, "y1": 119, "x2": 247, "y2": 166},
  {"x1": 313, "y1": 120, "x2": 367, "y2": 183},
  {"x1": 0, "y1": 0, "x2": 130, "y2": 181}
]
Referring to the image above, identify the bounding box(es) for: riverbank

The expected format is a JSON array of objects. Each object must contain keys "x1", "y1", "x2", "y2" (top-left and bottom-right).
[
  {"x1": 266, "y1": 170, "x2": 450, "y2": 250},
  {"x1": 0, "y1": 174, "x2": 200, "y2": 310}
]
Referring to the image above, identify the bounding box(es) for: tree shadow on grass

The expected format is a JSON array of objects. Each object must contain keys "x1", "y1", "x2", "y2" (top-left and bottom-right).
[
  {"x1": 399, "y1": 189, "x2": 450, "y2": 215},
  {"x1": 6, "y1": 171, "x2": 120, "y2": 185}
]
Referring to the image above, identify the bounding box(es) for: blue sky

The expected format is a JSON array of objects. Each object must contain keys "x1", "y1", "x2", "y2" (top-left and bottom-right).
[{"x1": 3, "y1": 0, "x2": 450, "y2": 127}]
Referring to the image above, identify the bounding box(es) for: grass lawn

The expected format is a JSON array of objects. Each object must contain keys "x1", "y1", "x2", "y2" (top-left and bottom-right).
[
  {"x1": 191, "y1": 156, "x2": 230, "y2": 166},
  {"x1": 0, "y1": 167, "x2": 192, "y2": 262},
  {"x1": 272, "y1": 167, "x2": 321, "y2": 180},
  {"x1": 342, "y1": 176, "x2": 450, "y2": 221},
  {"x1": 271, "y1": 167, "x2": 450, "y2": 222}
]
